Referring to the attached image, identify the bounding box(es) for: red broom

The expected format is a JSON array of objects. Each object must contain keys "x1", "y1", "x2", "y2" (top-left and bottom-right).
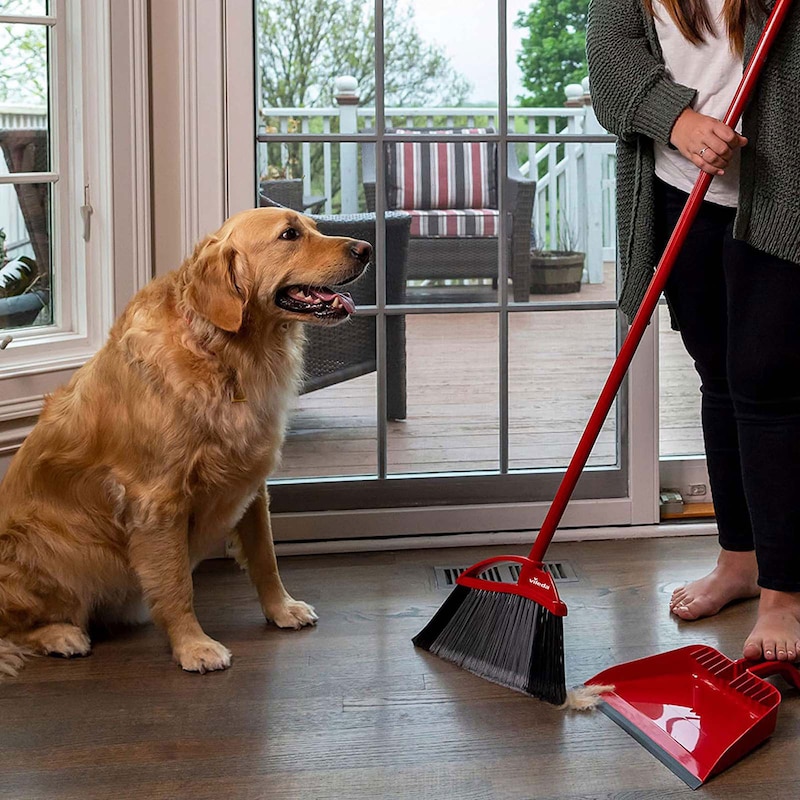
[{"x1": 413, "y1": 0, "x2": 794, "y2": 706}]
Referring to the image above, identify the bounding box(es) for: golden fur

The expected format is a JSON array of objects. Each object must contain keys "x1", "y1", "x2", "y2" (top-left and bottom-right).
[{"x1": 0, "y1": 207, "x2": 369, "y2": 675}]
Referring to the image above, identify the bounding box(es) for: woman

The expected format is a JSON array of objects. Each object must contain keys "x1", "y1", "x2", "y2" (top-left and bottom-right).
[{"x1": 586, "y1": 0, "x2": 800, "y2": 661}]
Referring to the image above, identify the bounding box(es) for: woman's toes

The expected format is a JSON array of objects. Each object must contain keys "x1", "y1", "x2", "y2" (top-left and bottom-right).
[
  {"x1": 667, "y1": 560, "x2": 759, "y2": 620},
  {"x1": 762, "y1": 638, "x2": 777, "y2": 660},
  {"x1": 743, "y1": 639, "x2": 763, "y2": 660},
  {"x1": 672, "y1": 600, "x2": 701, "y2": 621},
  {"x1": 670, "y1": 588, "x2": 687, "y2": 608}
]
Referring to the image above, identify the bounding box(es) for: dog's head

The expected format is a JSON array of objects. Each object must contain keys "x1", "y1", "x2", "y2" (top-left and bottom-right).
[{"x1": 184, "y1": 207, "x2": 371, "y2": 333}]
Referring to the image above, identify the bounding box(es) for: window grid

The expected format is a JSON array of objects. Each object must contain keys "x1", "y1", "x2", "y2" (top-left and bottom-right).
[{"x1": 254, "y1": 0, "x2": 626, "y2": 504}]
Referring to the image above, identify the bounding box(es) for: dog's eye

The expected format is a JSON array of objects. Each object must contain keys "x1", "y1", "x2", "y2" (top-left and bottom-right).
[{"x1": 280, "y1": 227, "x2": 299, "y2": 241}]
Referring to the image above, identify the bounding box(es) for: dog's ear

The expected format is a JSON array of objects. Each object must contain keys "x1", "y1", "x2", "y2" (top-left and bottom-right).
[{"x1": 186, "y1": 236, "x2": 247, "y2": 333}]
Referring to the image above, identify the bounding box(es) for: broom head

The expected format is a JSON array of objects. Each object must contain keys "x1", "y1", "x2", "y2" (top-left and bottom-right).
[{"x1": 413, "y1": 555, "x2": 568, "y2": 705}]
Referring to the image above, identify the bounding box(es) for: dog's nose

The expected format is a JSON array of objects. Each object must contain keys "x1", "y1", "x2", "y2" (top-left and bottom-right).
[{"x1": 350, "y1": 240, "x2": 372, "y2": 265}]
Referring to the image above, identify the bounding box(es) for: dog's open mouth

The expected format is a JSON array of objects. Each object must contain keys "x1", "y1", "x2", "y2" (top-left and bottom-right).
[{"x1": 275, "y1": 285, "x2": 356, "y2": 319}]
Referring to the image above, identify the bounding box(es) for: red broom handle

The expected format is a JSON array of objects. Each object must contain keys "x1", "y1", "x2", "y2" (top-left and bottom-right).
[{"x1": 529, "y1": 0, "x2": 794, "y2": 564}]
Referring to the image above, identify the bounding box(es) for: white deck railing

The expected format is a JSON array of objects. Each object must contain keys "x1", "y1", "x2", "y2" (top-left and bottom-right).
[
  {"x1": 259, "y1": 79, "x2": 616, "y2": 283},
  {"x1": 3, "y1": 89, "x2": 618, "y2": 285}
]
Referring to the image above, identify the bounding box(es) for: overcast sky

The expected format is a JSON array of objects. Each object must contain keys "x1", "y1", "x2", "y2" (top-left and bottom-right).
[{"x1": 402, "y1": 0, "x2": 532, "y2": 104}]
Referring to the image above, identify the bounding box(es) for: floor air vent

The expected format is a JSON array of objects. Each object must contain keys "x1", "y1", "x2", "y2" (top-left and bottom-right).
[{"x1": 433, "y1": 561, "x2": 578, "y2": 590}]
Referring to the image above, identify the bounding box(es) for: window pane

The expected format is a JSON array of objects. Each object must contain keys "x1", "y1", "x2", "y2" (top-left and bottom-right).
[
  {"x1": 509, "y1": 0, "x2": 587, "y2": 111},
  {"x1": 395, "y1": 0, "x2": 496, "y2": 107},
  {"x1": 255, "y1": 0, "x2": 375, "y2": 141},
  {"x1": 509, "y1": 309, "x2": 618, "y2": 470},
  {"x1": 383, "y1": 133, "x2": 502, "y2": 307},
  {"x1": 0, "y1": 181, "x2": 52, "y2": 330},
  {"x1": 267, "y1": 204, "x2": 385, "y2": 481},
  {"x1": 0, "y1": 1, "x2": 47, "y2": 15},
  {"x1": 659, "y1": 303, "x2": 703, "y2": 458},
  {"x1": 0, "y1": 23, "x2": 50, "y2": 174},
  {"x1": 257, "y1": 137, "x2": 362, "y2": 217},
  {"x1": 512, "y1": 137, "x2": 616, "y2": 301},
  {"x1": 277, "y1": 369, "x2": 378, "y2": 480},
  {"x1": 382, "y1": 2, "x2": 498, "y2": 306},
  {"x1": 388, "y1": 312, "x2": 499, "y2": 475}
]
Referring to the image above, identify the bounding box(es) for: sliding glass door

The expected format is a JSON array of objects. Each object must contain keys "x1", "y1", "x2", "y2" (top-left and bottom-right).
[{"x1": 221, "y1": 0, "x2": 664, "y2": 540}]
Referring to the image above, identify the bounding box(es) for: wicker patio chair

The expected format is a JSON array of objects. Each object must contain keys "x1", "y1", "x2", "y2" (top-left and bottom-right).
[
  {"x1": 259, "y1": 178, "x2": 303, "y2": 210},
  {"x1": 0, "y1": 128, "x2": 50, "y2": 328},
  {"x1": 362, "y1": 129, "x2": 536, "y2": 302},
  {"x1": 259, "y1": 195, "x2": 411, "y2": 420},
  {"x1": 0, "y1": 128, "x2": 49, "y2": 269}
]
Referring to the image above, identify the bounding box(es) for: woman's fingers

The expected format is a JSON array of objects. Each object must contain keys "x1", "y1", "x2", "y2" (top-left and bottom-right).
[
  {"x1": 671, "y1": 108, "x2": 748, "y2": 175},
  {"x1": 697, "y1": 130, "x2": 748, "y2": 171},
  {"x1": 691, "y1": 151, "x2": 725, "y2": 175},
  {"x1": 698, "y1": 145, "x2": 728, "y2": 170}
]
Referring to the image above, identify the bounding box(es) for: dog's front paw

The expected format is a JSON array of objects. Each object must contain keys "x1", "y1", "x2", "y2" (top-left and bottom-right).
[
  {"x1": 266, "y1": 598, "x2": 318, "y2": 629},
  {"x1": 174, "y1": 637, "x2": 232, "y2": 673},
  {"x1": 37, "y1": 624, "x2": 92, "y2": 658}
]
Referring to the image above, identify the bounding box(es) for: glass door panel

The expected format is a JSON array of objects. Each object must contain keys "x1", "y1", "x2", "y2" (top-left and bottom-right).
[{"x1": 250, "y1": 0, "x2": 648, "y2": 530}]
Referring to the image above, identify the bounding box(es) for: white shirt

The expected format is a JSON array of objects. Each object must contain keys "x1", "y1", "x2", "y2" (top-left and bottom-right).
[{"x1": 653, "y1": 0, "x2": 743, "y2": 207}]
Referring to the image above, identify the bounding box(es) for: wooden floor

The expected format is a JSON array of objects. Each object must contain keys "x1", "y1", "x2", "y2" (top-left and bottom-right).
[
  {"x1": 3, "y1": 535, "x2": 798, "y2": 799},
  {"x1": 278, "y1": 281, "x2": 702, "y2": 479}
]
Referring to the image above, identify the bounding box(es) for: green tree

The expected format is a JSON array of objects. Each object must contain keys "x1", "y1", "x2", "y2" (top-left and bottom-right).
[
  {"x1": 0, "y1": 23, "x2": 48, "y2": 105},
  {"x1": 257, "y1": 0, "x2": 471, "y2": 110},
  {"x1": 514, "y1": 0, "x2": 588, "y2": 109}
]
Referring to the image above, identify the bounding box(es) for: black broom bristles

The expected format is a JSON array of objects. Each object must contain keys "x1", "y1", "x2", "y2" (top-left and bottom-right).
[{"x1": 412, "y1": 585, "x2": 566, "y2": 706}]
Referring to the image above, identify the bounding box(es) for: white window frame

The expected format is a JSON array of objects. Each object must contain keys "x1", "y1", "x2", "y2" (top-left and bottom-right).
[
  {"x1": 0, "y1": 0, "x2": 151, "y2": 476},
  {"x1": 0, "y1": 0, "x2": 114, "y2": 383}
]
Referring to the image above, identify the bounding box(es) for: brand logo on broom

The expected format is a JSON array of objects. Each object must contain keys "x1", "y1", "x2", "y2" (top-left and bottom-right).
[{"x1": 529, "y1": 576, "x2": 551, "y2": 590}]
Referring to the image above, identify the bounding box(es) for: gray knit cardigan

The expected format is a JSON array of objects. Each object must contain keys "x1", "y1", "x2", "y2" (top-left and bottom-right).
[{"x1": 586, "y1": 0, "x2": 800, "y2": 322}]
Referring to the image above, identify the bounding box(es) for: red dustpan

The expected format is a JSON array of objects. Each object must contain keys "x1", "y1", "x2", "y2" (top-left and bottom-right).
[{"x1": 586, "y1": 645, "x2": 800, "y2": 788}]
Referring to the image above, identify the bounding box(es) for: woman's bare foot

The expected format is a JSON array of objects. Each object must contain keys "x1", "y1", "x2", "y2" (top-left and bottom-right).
[
  {"x1": 743, "y1": 590, "x2": 800, "y2": 662},
  {"x1": 670, "y1": 549, "x2": 759, "y2": 620}
]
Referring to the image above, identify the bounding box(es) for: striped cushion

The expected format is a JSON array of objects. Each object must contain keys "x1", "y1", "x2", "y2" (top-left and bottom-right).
[
  {"x1": 407, "y1": 208, "x2": 498, "y2": 238},
  {"x1": 386, "y1": 129, "x2": 497, "y2": 212}
]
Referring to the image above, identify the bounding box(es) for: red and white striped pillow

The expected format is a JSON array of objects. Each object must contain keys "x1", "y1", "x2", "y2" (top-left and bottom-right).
[
  {"x1": 385, "y1": 129, "x2": 497, "y2": 212},
  {"x1": 406, "y1": 209, "x2": 498, "y2": 238}
]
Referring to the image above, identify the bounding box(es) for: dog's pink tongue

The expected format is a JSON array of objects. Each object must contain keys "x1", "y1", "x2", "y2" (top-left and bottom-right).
[{"x1": 312, "y1": 289, "x2": 356, "y2": 314}]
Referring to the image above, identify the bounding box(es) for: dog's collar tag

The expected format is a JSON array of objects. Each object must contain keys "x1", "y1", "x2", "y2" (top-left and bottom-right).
[{"x1": 231, "y1": 377, "x2": 247, "y2": 403}]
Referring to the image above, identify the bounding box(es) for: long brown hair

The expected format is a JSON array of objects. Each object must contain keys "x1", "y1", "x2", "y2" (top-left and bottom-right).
[{"x1": 644, "y1": 0, "x2": 769, "y2": 55}]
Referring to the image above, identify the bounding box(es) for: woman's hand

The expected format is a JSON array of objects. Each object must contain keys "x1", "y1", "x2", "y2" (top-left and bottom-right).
[{"x1": 670, "y1": 107, "x2": 748, "y2": 175}]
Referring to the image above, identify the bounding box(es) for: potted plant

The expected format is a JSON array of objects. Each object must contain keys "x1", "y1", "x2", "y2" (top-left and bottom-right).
[
  {"x1": 529, "y1": 216, "x2": 585, "y2": 294},
  {"x1": 0, "y1": 227, "x2": 45, "y2": 329}
]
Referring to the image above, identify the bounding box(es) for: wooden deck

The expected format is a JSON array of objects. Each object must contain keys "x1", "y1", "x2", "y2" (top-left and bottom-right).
[{"x1": 278, "y1": 276, "x2": 702, "y2": 480}]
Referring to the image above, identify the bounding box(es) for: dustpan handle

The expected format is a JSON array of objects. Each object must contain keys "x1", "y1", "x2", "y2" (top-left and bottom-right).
[
  {"x1": 528, "y1": 0, "x2": 795, "y2": 564},
  {"x1": 740, "y1": 658, "x2": 800, "y2": 689}
]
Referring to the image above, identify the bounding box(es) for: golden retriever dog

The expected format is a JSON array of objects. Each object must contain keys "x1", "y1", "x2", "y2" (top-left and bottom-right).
[{"x1": 0, "y1": 207, "x2": 370, "y2": 677}]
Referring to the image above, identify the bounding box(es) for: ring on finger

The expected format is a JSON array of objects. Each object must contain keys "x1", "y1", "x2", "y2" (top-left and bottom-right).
[{"x1": 699, "y1": 147, "x2": 708, "y2": 156}]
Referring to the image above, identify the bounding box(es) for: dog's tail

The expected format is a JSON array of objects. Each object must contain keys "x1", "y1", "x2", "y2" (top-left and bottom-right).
[{"x1": 0, "y1": 637, "x2": 27, "y2": 680}]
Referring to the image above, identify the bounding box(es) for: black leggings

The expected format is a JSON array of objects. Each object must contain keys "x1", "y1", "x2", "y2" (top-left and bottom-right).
[{"x1": 656, "y1": 178, "x2": 800, "y2": 592}]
